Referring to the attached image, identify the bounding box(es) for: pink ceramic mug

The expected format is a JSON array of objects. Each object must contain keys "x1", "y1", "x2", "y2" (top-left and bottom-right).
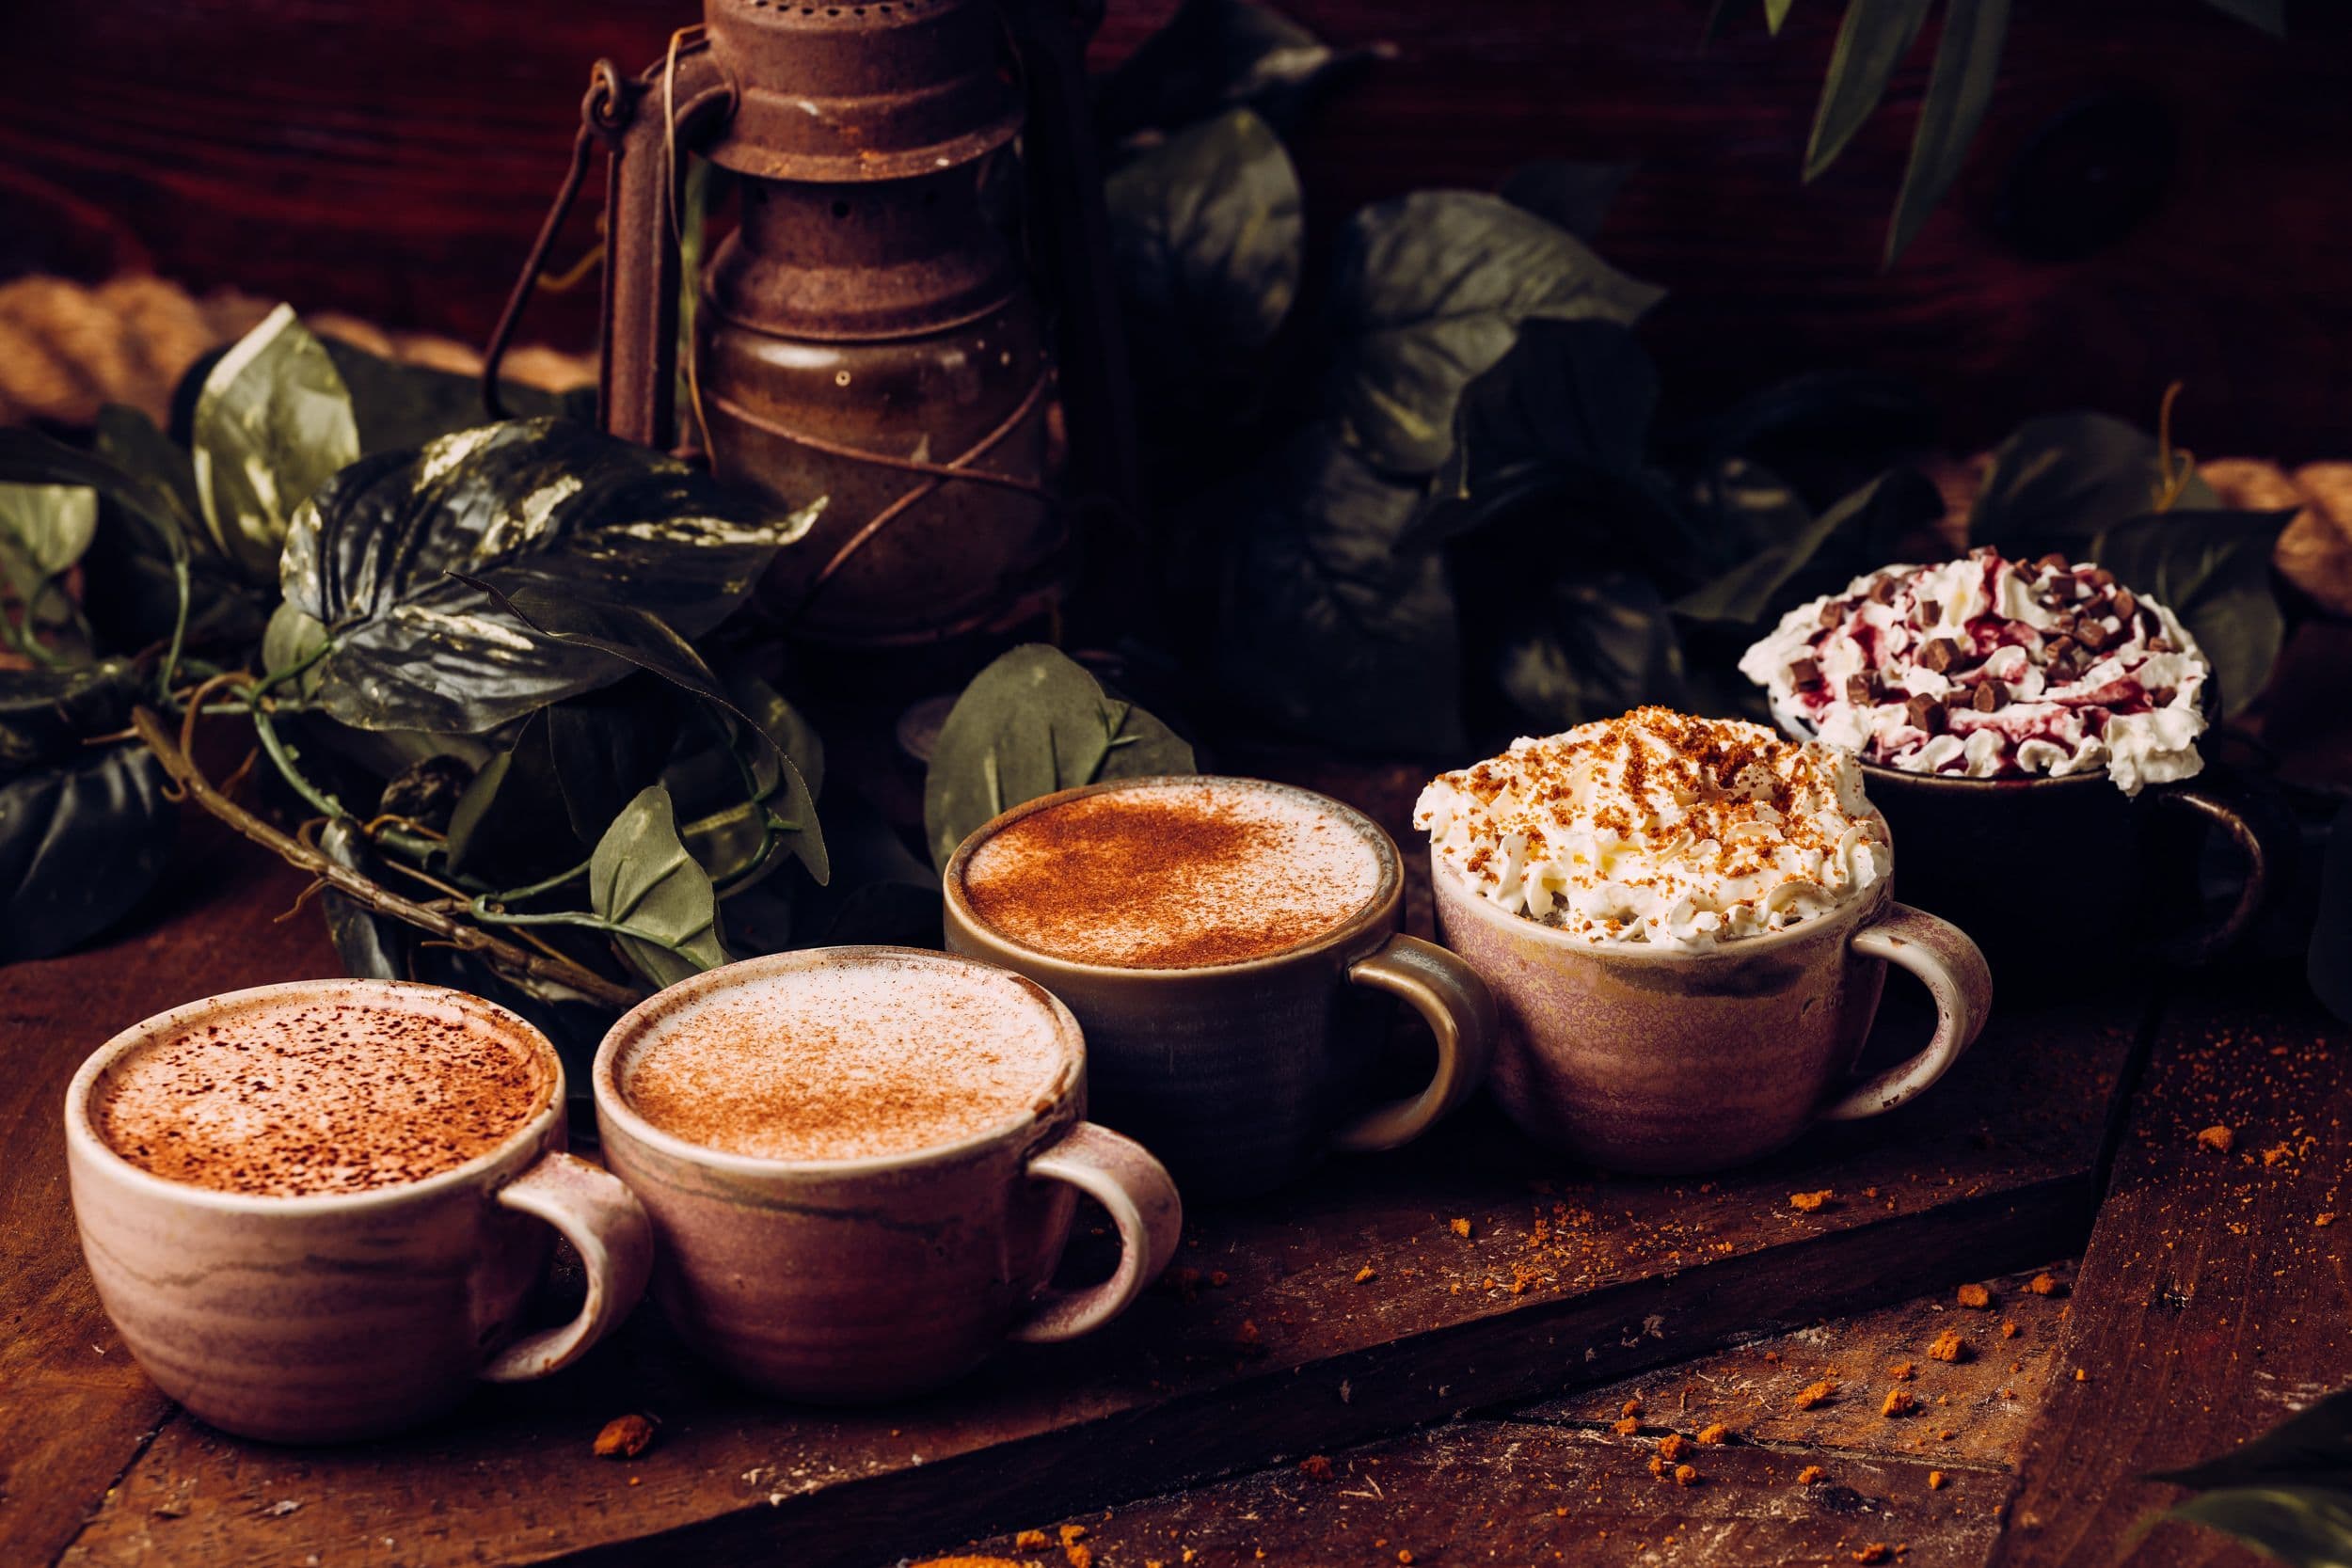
[
  {"x1": 1432, "y1": 865, "x2": 1994, "y2": 1173},
  {"x1": 64, "y1": 979, "x2": 654, "y2": 1443},
  {"x1": 592, "y1": 947, "x2": 1184, "y2": 1402}
]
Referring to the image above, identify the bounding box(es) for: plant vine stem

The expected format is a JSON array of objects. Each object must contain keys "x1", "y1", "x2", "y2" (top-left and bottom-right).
[{"x1": 130, "y1": 705, "x2": 646, "y2": 1013}]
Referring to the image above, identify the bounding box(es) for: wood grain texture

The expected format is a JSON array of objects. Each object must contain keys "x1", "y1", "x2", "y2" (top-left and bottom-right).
[
  {"x1": 46, "y1": 979, "x2": 2138, "y2": 1567},
  {"x1": 949, "y1": 1417, "x2": 2009, "y2": 1568},
  {"x1": 0, "y1": 800, "x2": 342, "y2": 1568},
  {"x1": 6, "y1": 2, "x2": 2351, "y2": 456},
  {"x1": 1991, "y1": 967, "x2": 2352, "y2": 1568}
]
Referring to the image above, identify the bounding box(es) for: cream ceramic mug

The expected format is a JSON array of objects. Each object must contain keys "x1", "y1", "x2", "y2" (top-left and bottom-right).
[{"x1": 65, "y1": 979, "x2": 654, "y2": 1443}]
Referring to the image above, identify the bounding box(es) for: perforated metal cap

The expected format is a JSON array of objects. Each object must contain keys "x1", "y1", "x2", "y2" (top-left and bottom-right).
[{"x1": 702, "y1": 0, "x2": 1024, "y2": 182}]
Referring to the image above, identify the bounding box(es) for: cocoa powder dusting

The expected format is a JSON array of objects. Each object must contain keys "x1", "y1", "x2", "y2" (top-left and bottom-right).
[
  {"x1": 93, "y1": 1001, "x2": 550, "y2": 1197},
  {"x1": 962, "y1": 783, "x2": 1382, "y2": 970}
]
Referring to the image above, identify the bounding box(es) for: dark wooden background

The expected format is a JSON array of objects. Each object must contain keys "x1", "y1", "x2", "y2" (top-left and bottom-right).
[{"x1": 3, "y1": 0, "x2": 2349, "y2": 459}]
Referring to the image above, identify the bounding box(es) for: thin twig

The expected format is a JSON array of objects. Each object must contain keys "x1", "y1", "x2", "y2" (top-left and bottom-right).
[{"x1": 131, "y1": 705, "x2": 645, "y2": 1013}]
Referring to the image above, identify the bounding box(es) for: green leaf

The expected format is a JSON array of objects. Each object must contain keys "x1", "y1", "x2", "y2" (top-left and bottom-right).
[
  {"x1": 1096, "y1": 0, "x2": 1373, "y2": 140},
  {"x1": 0, "y1": 661, "x2": 145, "y2": 776},
  {"x1": 1216, "y1": 425, "x2": 1464, "y2": 754},
  {"x1": 1765, "y1": 0, "x2": 1797, "y2": 33},
  {"x1": 2090, "y1": 508, "x2": 2291, "y2": 719},
  {"x1": 1885, "y1": 0, "x2": 2011, "y2": 262},
  {"x1": 83, "y1": 406, "x2": 267, "y2": 656},
  {"x1": 2200, "y1": 0, "x2": 2285, "y2": 37},
  {"x1": 1324, "y1": 191, "x2": 1664, "y2": 474},
  {"x1": 192, "y1": 304, "x2": 360, "y2": 583},
  {"x1": 1106, "y1": 109, "x2": 1303, "y2": 403},
  {"x1": 2153, "y1": 1387, "x2": 2352, "y2": 1494},
  {"x1": 1969, "y1": 412, "x2": 2217, "y2": 549},
  {"x1": 1401, "y1": 318, "x2": 1668, "y2": 556},
  {"x1": 1675, "y1": 467, "x2": 1947, "y2": 626},
  {"x1": 472, "y1": 581, "x2": 828, "y2": 886},
  {"x1": 319, "y1": 337, "x2": 573, "y2": 453},
  {"x1": 0, "y1": 483, "x2": 97, "y2": 581},
  {"x1": 0, "y1": 745, "x2": 175, "y2": 962},
  {"x1": 443, "y1": 712, "x2": 581, "y2": 879},
  {"x1": 923, "y1": 644, "x2": 1196, "y2": 871},
  {"x1": 589, "y1": 784, "x2": 731, "y2": 988},
  {"x1": 547, "y1": 677, "x2": 684, "y2": 848},
  {"x1": 1804, "y1": 0, "x2": 1934, "y2": 182},
  {"x1": 2168, "y1": 1486, "x2": 2352, "y2": 1568},
  {"x1": 1492, "y1": 570, "x2": 1689, "y2": 732},
  {"x1": 280, "y1": 419, "x2": 821, "y2": 733},
  {"x1": 1498, "y1": 161, "x2": 1636, "y2": 243}
]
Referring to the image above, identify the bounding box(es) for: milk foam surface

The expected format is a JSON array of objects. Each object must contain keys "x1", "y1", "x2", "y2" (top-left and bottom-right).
[
  {"x1": 961, "y1": 780, "x2": 1385, "y2": 969},
  {"x1": 1416, "y1": 707, "x2": 1891, "y2": 950},
  {"x1": 620, "y1": 957, "x2": 1067, "y2": 1161},
  {"x1": 93, "y1": 996, "x2": 551, "y2": 1197}
]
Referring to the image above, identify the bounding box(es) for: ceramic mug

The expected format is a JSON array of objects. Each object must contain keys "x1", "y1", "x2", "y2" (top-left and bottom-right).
[
  {"x1": 592, "y1": 947, "x2": 1183, "y2": 1402},
  {"x1": 1433, "y1": 866, "x2": 1993, "y2": 1174},
  {"x1": 1853, "y1": 761, "x2": 2283, "y2": 986},
  {"x1": 943, "y1": 776, "x2": 1498, "y2": 1202},
  {"x1": 64, "y1": 979, "x2": 654, "y2": 1443}
]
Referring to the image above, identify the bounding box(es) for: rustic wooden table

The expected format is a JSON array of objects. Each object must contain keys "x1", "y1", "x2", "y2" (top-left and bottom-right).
[{"x1": 3, "y1": 783, "x2": 2344, "y2": 1568}]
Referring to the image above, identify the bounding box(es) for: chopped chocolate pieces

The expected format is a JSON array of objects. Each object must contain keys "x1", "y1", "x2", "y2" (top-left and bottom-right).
[
  {"x1": 2151, "y1": 686, "x2": 2177, "y2": 706},
  {"x1": 1847, "y1": 673, "x2": 1880, "y2": 705},
  {"x1": 2148, "y1": 635, "x2": 2172, "y2": 654},
  {"x1": 2089, "y1": 567, "x2": 2116, "y2": 588},
  {"x1": 1919, "y1": 638, "x2": 1961, "y2": 673},
  {"x1": 2042, "y1": 634, "x2": 2076, "y2": 665},
  {"x1": 2038, "y1": 552, "x2": 2071, "y2": 570},
  {"x1": 1788, "y1": 657, "x2": 1820, "y2": 687},
  {"x1": 2113, "y1": 588, "x2": 2137, "y2": 621},
  {"x1": 1868, "y1": 576, "x2": 1899, "y2": 605},
  {"x1": 1818, "y1": 600, "x2": 1844, "y2": 629},
  {"x1": 1971, "y1": 681, "x2": 2003, "y2": 712},
  {"x1": 1918, "y1": 599, "x2": 1941, "y2": 626},
  {"x1": 2075, "y1": 620, "x2": 2110, "y2": 652},
  {"x1": 1905, "y1": 694, "x2": 1946, "y2": 735}
]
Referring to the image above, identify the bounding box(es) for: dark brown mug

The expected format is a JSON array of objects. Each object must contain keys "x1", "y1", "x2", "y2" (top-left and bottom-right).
[
  {"x1": 943, "y1": 777, "x2": 1497, "y2": 1201},
  {"x1": 1855, "y1": 762, "x2": 2282, "y2": 985}
]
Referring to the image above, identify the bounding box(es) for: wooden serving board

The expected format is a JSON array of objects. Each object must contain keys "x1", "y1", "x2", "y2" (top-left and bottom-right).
[{"x1": 7, "y1": 781, "x2": 2148, "y2": 1568}]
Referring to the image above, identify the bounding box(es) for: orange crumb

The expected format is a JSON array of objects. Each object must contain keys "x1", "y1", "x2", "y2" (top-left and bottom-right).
[
  {"x1": 1882, "y1": 1388, "x2": 1917, "y2": 1418},
  {"x1": 2317, "y1": 1213, "x2": 2337, "y2": 1227},
  {"x1": 1696, "y1": 1423, "x2": 1730, "y2": 1446},
  {"x1": 1790, "y1": 1189, "x2": 1833, "y2": 1212},
  {"x1": 1673, "y1": 1464, "x2": 1698, "y2": 1487},
  {"x1": 1794, "y1": 1380, "x2": 1836, "y2": 1410},
  {"x1": 2027, "y1": 1274, "x2": 2061, "y2": 1296},
  {"x1": 1015, "y1": 1531, "x2": 1051, "y2": 1550},
  {"x1": 1398, "y1": 1553, "x2": 1414, "y2": 1565},
  {"x1": 1929, "y1": 1470, "x2": 1947, "y2": 1491},
  {"x1": 1621, "y1": 1397, "x2": 1643, "y2": 1417},
  {"x1": 1298, "y1": 1455, "x2": 1334, "y2": 1482},
  {"x1": 1956, "y1": 1283, "x2": 1993, "y2": 1309},
  {"x1": 1763, "y1": 1350, "x2": 1781, "y2": 1364},
  {"x1": 1888, "y1": 1361, "x2": 1915, "y2": 1381},
  {"x1": 2197, "y1": 1125, "x2": 2234, "y2": 1153},
  {"x1": 2075, "y1": 1369, "x2": 2090, "y2": 1382},
  {"x1": 2001, "y1": 1321, "x2": 2020, "y2": 1339},
  {"x1": 1927, "y1": 1329, "x2": 1968, "y2": 1363},
  {"x1": 1853, "y1": 1546, "x2": 1891, "y2": 1565},
  {"x1": 1353, "y1": 1266, "x2": 1376, "y2": 1284},
  {"x1": 593, "y1": 1414, "x2": 655, "y2": 1460},
  {"x1": 1647, "y1": 1455, "x2": 1665, "y2": 1478},
  {"x1": 1613, "y1": 1417, "x2": 1641, "y2": 1435},
  {"x1": 2263, "y1": 1143, "x2": 2291, "y2": 1167},
  {"x1": 1450, "y1": 1217, "x2": 1472, "y2": 1239},
  {"x1": 1798, "y1": 1465, "x2": 1826, "y2": 1485},
  {"x1": 1235, "y1": 1319, "x2": 1261, "y2": 1346}
]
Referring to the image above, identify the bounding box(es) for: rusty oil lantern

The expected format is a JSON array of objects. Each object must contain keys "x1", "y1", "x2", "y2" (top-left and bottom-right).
[{"x1": 485, "y1": 0, "x2": 1133, "y2": 648}]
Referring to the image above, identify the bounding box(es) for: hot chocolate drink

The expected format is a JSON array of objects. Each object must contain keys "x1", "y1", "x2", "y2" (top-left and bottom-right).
[
  {"x1": 91, "y1": 995, "x2": 552, "y2": 1197},
  {"x1": 617, "y1": 953, "x2": 1069, "y2": 1161},
  {"x1": 960, "y1": 779, "x2": 1385, "y2": 970}
]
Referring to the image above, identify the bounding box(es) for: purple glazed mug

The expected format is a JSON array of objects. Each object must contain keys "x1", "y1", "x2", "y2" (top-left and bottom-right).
[
  {"x1": 1432, "y1": 866, "x2": 1993, "y2": 1173},
  {"x1": 64, "y1": 979, "x2": 655, "y2": 1443},
  {"x1": 592, "y1": 947, "x2": 1184, "y2": 1403}
]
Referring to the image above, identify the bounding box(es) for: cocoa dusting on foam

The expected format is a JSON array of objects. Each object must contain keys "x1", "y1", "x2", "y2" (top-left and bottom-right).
[
  {"x1": 961, "y1": 783, "x2": 1384, "y2": 969},
  {"x1": 620, "y1": 958, "x2": 1067, "y2": 1161},
  {"x1": 93, "y1": 1001, "x2": 550, "y2": 1197}
]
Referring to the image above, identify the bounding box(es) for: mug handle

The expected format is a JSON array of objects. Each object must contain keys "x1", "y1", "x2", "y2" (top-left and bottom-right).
[
  {"x1": 2144, "y1": 779, "x2": 2282, "y2": 966},
  {"x1": 1818, "y1": 903, "x2": 1994, "y2": 1123},
  {"x1": 1330, "y1": 934, "x2": 1499, "y2": 1153},
  {"x1": 481, "y1": 1152, "x2": 656, "y2": 1383},
  {"x1": 1010, "y1": 1122, "x2": 1184, "y2": 1345}
]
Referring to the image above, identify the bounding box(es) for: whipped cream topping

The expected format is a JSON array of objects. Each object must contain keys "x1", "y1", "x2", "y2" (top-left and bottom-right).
[
  {"x1": 1415, "y1": 707, "x2": 1891, "y2": 950},
  {"x1": 1739, "y1": 548, "x2": 2208, "y2": 796}
]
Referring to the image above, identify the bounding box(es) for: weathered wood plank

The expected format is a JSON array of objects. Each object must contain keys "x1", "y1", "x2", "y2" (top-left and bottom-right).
[
  {"x1": 949, "y1": 1417, "x2": 2009, "y2": 1568},
  {"x1": 1991, "y1": 968, "x2": 2352, "y2": 1568}
]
